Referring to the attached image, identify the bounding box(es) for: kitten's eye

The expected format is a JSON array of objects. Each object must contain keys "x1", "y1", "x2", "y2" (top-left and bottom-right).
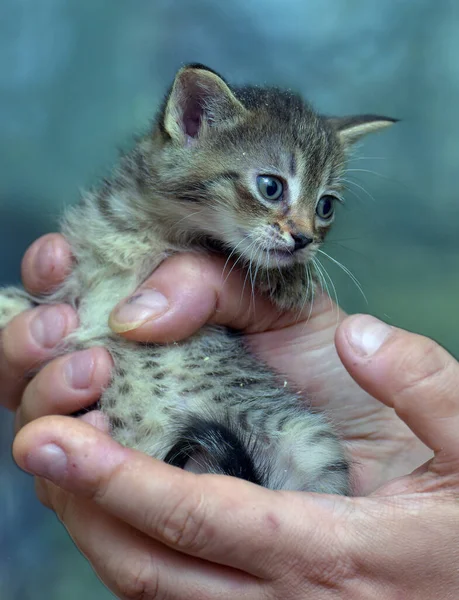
[
  {"x1": 316, "y1": 195, "x2": 336, "y2": 220},
  {"x1": 257, "y1": 176, "x2": 284, "y2": 201}
]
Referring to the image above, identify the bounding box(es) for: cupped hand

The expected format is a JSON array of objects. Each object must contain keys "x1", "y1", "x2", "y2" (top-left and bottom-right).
[
  {"x1": 3, "y1": 234, "x2": 430, "y2": 494},
  {"x1": 13, "y1": 321, "x2": 459, "y2": 599}
]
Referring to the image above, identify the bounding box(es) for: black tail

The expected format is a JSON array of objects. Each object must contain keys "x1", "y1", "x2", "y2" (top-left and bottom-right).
[{"x1": 164, "y1": 418, "x2": 263, "y2": 485}]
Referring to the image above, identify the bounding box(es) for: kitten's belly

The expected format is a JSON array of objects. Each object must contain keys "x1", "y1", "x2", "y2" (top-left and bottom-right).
[
  {"x1": 96, "y1": 325, "x2": 350, "y2": 494},
  {"x1": 99, "y1": 326, "x2": 244, "y2": 458}
]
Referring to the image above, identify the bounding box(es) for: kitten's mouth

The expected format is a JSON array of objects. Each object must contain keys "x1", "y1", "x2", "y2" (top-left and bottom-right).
[
  {"x1": 199, "y1": 235, "x2": 302, "y2": 268},
  {"x1": 259, "y1": 246, "x2": 300, "y2": 266},
  {"x1": 260, "y1": 247, "x2": 293, "y2": 258}
]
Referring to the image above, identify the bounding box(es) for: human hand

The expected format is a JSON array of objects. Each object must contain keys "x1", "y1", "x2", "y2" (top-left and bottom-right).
[
  {"x1": 13, "y1": 322, "x2": 459, "y2": 599},
  {"x1": 0, "y1": 233, "x2": 112, "y2": 423},
  {"x1": 4, "y1": 234, "x2": 431, "y2": 493}
]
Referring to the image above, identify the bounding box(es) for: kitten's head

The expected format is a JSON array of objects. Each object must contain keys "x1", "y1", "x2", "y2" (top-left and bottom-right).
[{"x1": 148, "y1": 64, "x2": 395, "y2": 270}]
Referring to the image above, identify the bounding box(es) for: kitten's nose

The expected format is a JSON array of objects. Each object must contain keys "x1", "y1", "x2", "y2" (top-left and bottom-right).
[{"x1": 291, "y1": 232, "x2": 313, "y2": 251}]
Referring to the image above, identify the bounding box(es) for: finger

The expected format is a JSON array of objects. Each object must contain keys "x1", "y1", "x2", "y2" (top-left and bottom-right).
[
  {"x1": 336, "y1": 315, "x2": 459, "y2": 464},
  {"x1": 36, "y1": 483, "x2": 264, "y2": 600},
  {"x1": 21, "y1": 234, "x2": 72, "y2": 294},
  {"x1": 109, "y1": 253, "x2": 334, "y2": 343},
  {"x1": 78, "y1": 410, "x2": 110, "y2": 432},
  {"x1": 0, "y1": 305, "x2": 78, "y2": 411},
  {"x1": 16, "y1": 348, "x2": 112, "y2": 429},
  {"x1": 13, "y1": 416, "x2": 332, "y2": 579}
]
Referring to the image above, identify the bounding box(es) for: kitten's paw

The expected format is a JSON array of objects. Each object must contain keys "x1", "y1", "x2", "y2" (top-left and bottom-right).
[{"x1": 0, "y1": 288, "x2": 34, "y2": 329}]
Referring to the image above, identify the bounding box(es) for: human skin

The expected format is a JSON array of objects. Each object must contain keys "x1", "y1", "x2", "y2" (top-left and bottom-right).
[{"x1": 5, "y1": 234, "x2": 459, "y2": 598}]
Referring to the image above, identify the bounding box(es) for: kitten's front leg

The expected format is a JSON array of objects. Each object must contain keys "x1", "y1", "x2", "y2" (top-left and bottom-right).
[
  {"x1": 255, "y1": 263, "x2": 318, "y2": 312},
  {"x1": 0, "y1": 287, "x2": 35, "y2": 329}
]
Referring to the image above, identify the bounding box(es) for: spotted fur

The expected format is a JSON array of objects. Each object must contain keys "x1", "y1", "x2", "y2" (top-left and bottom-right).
[{"x1": 0, "y1": 64, "x2": 395, "y2": 493}]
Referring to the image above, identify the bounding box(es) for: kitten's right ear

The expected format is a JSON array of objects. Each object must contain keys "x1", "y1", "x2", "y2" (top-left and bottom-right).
[
  {"x1": 327, "y1": 114, "x2": 398, "y2": 146},
  {"x1": 160, "y1": 64, "x2": 247, "y2": 145}
]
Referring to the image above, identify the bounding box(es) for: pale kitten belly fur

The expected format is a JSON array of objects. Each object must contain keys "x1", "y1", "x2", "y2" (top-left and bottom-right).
[{"x1": 0, "y1": 266, "x2": 349, "y2": 494}]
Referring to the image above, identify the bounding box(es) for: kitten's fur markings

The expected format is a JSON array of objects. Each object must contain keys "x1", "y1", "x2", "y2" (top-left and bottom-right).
[{"x1": 0, "y1": 65, "x2": 395, "y2": 493}]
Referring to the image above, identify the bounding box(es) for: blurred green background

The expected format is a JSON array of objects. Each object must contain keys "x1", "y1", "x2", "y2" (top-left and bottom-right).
[{"x1": 1, "y1": 1, "x2": 458, "y2": 598}]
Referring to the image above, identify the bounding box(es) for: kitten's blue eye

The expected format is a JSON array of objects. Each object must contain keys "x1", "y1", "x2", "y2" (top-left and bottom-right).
[
  {"x1": 257, "y1": 176, "x2": 283, "y2": 201},
  {"x1": 316, "y1": 195, "x2": 336, "y2": 220}
]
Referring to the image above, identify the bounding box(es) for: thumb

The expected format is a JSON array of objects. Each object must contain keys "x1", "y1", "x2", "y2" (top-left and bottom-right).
[
  {"x1": 335, "y1": 315, "x2": 459, "y2": 467},
  {"x1": 13, "y1": 415, "x2": 342, "y2": 580},
  {"x1": 108, "y1": 252, "x2": 309, "y2": 343}
]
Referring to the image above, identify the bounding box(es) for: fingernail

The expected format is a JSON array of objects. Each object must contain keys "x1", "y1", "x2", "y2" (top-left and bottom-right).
[
  {"x1": 109, "y1": 290, "x2": 169, "y2": 332},
  {"x1": 347, "y1": 315, "x2": 393, "y2": 357},
  {"x1": 34, "y1": 239, "x2": 56, "y2": 281},
  {"x1": 64, "y1": 350, "x2": 95, "y2": 389},
  {"x1": 26, "y1": 444, "x2": 67, "y2": 481},
  {"x1": 30, "y1": 307, "x2": 67, "y2": 348}
]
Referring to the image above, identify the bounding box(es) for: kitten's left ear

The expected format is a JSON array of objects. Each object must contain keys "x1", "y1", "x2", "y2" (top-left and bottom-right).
[
  {"x1": 161, "y1": 64, "x2": 247, "y2": 145},
  {"x1": 327, "y1": 115, "x2": 398, "y2": 146}
]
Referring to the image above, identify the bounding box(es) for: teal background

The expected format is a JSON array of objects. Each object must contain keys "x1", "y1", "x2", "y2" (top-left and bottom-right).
[{"x1": 1, "y1": 1, "x2": 458, "y2": 598}]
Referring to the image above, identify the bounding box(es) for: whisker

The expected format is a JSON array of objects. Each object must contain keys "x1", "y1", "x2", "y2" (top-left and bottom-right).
[
  {"x1": 326, "y1": 241, "x2": 371, "y2": 260},
  {"x1": 346, "y1": 155, "x2": 387, "y2": 162},
  {"x1": 337, "y1": 182, "x2": 364, "y2": 203},
  {"x1": 307, "y1": 263, "x2": 316, "y2": 323},
  {"x1": 345, "y1": 168, "x2": 389, "y2": 180},
  {"x1": 172, "y1": 209, "x2": 206, "y2": 228},
  {"x1": 314, "y1": 257, "x2": 340, "y2": 326},
  {"x1": 248, "y1": 239, "x2": 264, "y2": 315},
  {"x1": 269, "y1": 238, "x2": 286, "y2": 290},
  {"x1": 264, "y1": 249, "x2": 272, "y2": 302},
  {"x1": 312, "y1": 257, "x2": 332, "y2": 308},
  {"x1": 251, "y1": 239, "x2": 265, "y2": 311},
  {"x1": 317, "y1": 249, "x2": 368, "y2": 305},
  {"x1": 242, "y1": 233, "x2": 267, "y2": 315},
  {"x1": 221, "y1": 235, "x2": 253, "y2": 288},
  {"x1": 295, "y1": 262, "x2": 314, "y2": 325},
  {"x1": 237, "y1": 237, "x2": 259, "y2": 313},
  {"x1": 340, "y1": 177, "x2": 376, "y2": 203},
  {"x1": 328, "y1": 235, "x2": 372, "y2": 243},
  {"x1": 247, "y1": 256, "x2": 256, "y2": 316}
]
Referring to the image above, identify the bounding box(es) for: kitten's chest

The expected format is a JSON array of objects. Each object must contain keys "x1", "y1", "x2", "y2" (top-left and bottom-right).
[
  {"x1": 70, "y1": 270, "x2": 141, "y2": 346},
  {"x1": 66, "y1": 242, "x2": 169, "y2": 346}
]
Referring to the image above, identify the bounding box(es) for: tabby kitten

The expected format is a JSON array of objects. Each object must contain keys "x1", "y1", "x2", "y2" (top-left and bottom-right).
[{"x1": 0, "y1": 64, "x2": 395, "y2": 493}]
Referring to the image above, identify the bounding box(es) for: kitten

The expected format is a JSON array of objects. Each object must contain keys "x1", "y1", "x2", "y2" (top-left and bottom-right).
[{"x1": 0, "y1": 64, "x2": 395, "y2": 493}]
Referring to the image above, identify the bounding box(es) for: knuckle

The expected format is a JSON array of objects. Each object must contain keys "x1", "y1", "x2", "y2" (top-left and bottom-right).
[
  {"x1": 49, "y1": 483, "x2": 73, "y2": 524},
  {"x1": 90, "y1": 464, "x2": 121, "y2": 505},
  {"x1": 270, "y1": 517, "x2": 357, "y2": 599},
  {"x1": 20, "y1": 367, "x2": 53, "y2": 425},
  {"x1": 28, "y1": 360, "x2": 61, "y2": 407},
  {"x1": 157, "y1": 488, "x2": 210, "y2": 553},
  {"x1": 309, "y1": 554, "x2": 356, "y2": 588},
  {"x1": 114, "y1": 551, "x2": 162, "y2": 600},
  {"x1": 2, "y1": 311, "x2": 36, "y2": 366},
  {"x1": 308, "y1": 526, "x2": 357, "y2": 591},
  {"x1": 2, "y1": 322, "x2": 23, "y2": 366},
  {"x1": 34, "y1": 477, "x2": 52, "y2": 508},
  {"x1": 394, "y1": 338, "x2": 452, "y2": 398}
]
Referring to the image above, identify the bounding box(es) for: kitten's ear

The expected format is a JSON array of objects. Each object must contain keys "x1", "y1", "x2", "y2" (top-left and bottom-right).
[
  {"x1": 161, "y1": 64, "x2": 247, "y2": 144},
  {"x1": 327, "y1": 115, "x2": 398, "y2": 146}
]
